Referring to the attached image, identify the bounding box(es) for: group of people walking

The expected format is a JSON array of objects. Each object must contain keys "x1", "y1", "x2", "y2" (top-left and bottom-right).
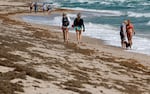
[
  {"x1": 29, "y1": 2, "x2": 136, "y2": 49},
  {"x1": 120, "y1": 20, "x2": 135, "y2": 49},
  {"x1": 62, "y1": 12, "x2": 135, "y2": 48},
  {"x1": 61, "y1": 12, "x2": 85, "y2": 44},
  {"x1": 29, "y1": 2, "x2": 53, "y2": 14},
  {"x1": 29, "y1": 4, "x2": 136, "y2": 48}
]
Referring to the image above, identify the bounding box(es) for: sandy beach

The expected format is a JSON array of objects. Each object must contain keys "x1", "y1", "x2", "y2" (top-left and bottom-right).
[{"x1": 0, "y1": 0, "x2": 150, "y2": 94}]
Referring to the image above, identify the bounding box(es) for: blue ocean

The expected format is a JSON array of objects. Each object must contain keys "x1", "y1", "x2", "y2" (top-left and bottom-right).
[{"x1": 23, "y1": 0, "x2": 150, "y2": 55}]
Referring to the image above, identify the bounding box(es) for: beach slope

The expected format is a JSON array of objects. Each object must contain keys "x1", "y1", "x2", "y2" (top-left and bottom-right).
[{"x1": 0, "y1": 0, "x2": 149, "y2": 94}]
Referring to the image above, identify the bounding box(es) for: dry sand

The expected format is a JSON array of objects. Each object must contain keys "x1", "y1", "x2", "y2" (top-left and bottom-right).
[{"x1": 0, "y1": 0, "x2": 150, "y2": 94}]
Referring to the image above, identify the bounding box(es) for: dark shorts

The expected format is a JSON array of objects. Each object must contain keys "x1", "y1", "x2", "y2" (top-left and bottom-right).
[
  {"x1": 120, "y1": 31, "x2": 125, "y2": 42},
  {"x1": 30, "y1": 7, "x2": 32, "y2": 9}
]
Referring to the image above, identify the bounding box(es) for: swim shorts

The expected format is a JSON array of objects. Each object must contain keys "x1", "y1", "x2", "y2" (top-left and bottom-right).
[{"x1": 75, "y1": 26, "x2": 82, "y2": 31}]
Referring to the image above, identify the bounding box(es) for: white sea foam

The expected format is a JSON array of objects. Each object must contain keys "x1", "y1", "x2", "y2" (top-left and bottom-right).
[
  {"x1": 70, "y1": 0, "x2": 99, "y2": 3},
  {"x1": 146, "y1": 21, "x2": 150, "y2": 25},
  {"x1": 46, "y1": 0, "x2": 142, "y2": 4},
  {"x1": 141, "y1": 2, "x2": 150, "y2": 5},
  {"x1": 84, "y1": 22, "x2": 150, "y2": 55},
  {"x1": 22, "y1": 13, "x2": 150, "y2": 55},
  {"x1": 100, "y1": 1, "x2": 111, "y2": 5},
  {"x1": 62, "y1": 7, "x2": 123, "y2": 16},
  {"x1": 83, "y1": 22, "x2": 120, "y2": 45},
  {"x1": 127, "y1": 11, "x2": 150, "y2": 18},
  {"x1": 102, "y1": 0, "x2": 142, "y2": 2},
  {"x1": 44, "y1": 0, "x2": 149, "y2": 8},
  {"x1": 130, "y1": 37, "x2": 150, "y2": 55},
  {"x1": 48, "y1": 16, "x2": 62, "y2": 26},
  {"x1": 61, "y1": 16, "x2": 150, "y2": 55},
  {"x1": 44, "y1": 0, "x2": 99, "y2": 4}
]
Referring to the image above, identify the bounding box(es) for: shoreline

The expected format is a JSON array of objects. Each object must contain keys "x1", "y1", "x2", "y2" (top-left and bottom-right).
[
  {"x1": 12, "y1": 9, "x2": 150, "y2": 56},
  {"x1": 0, "y1": 1, "x2": 150, "y2": 94},
  {"x1": 10, "y1": 11, "x2": 150, "y2": 67}
]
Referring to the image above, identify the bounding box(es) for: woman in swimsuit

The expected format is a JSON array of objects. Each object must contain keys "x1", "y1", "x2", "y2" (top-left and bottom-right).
[
  {"x1": 62, "y1": 13, "x2": 71, "y2": 43},
  {"x1": 126, "y1": 20, "x2": 135, "y2": 48},
  {"x1": 73, "y1": 13, "x2": 85, "y2": 44}
]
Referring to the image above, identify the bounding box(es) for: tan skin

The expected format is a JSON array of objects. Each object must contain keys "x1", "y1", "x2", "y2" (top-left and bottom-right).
[
  {"x1": 126, "y1": 20, "x2": 135, "y2": 48},
  {"x1": 62, "y1": 28, "x2": 69, "y2": 43},
  {"x1": 62, "y1": 14, "x2": 69, "y2": 43}
]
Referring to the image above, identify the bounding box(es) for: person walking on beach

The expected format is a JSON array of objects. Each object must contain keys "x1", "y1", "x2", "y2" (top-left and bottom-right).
[
  {"x1": 120, "y1": 20, "x2": 127, "y2": 48},
  {"x1": 126, "y1": 19, "x2": 135, "y2": 48},
  {"x1": 73, "y1": 13, "x2": 85, "y2": 44},
  {"x1": 62, "y1": 13, "x2": 71, "y2": 43},
  {"x1": 29, "y1": 2, "x2": 33, "y2": 13},
  {"x1": 33, "y1": 2, "x2": 38, "y2": 13}
]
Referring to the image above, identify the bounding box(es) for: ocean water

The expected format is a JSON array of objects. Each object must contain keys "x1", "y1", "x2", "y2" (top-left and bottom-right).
[{"x1": 23, "y1": 0, "x2": 150, "y2": 55}]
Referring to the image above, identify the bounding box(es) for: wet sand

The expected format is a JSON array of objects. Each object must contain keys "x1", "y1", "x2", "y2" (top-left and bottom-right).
[{"x1": 0, "y1": 0, "x2": 150, "y2": 94}]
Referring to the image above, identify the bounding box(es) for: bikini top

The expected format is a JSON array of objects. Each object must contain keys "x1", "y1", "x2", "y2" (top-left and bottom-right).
[{"x1": 127, "y1": 24, "x2": 134, "y2": 29}]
